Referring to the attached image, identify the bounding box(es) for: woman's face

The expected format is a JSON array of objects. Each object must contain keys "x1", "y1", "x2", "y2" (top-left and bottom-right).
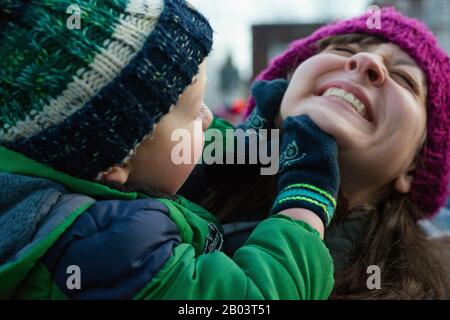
[{"x1": 280, "y1": 40, "x2": 427, "y2": 206}]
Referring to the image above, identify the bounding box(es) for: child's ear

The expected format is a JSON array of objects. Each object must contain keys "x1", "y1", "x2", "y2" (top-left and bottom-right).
[
  {"x1": 99, "y1": 165, "x2": 131, "y2": 185},
  {"x1": 394, "y1": 163, "x2": 416, "y2": 194}
]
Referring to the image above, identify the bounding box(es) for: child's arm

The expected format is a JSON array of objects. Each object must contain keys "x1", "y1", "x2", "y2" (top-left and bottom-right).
[
  {"x1": 43, "y1": 198, "x2": 333, "y2": 300},
  {"x1": 137, "y1": 214, "x2": 334, "y2": 300},
  {"x1": 145, "y1": 116, "x2": 335, "y2": 301},
  {"x1": 153, "y1": 115, "x2": 337, "y2": 299}
]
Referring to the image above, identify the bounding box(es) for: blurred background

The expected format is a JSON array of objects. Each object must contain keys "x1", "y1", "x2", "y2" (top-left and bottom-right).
[{"x1": 189, "y1": 0, "x2": 450, "y2": 123}]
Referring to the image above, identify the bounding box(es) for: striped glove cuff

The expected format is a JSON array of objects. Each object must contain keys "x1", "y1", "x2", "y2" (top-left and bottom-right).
[{"x1": 271, "y1": 183, "x2": 337, "y2": 227}]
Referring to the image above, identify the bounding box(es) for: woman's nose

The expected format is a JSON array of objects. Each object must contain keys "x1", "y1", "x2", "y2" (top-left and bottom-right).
[
  {"x1": 345, "y1": 52, "x2": 387, "y2": 87},
  {"x1": 201, "y1": 103, "x2": 213, "y2": 131}
]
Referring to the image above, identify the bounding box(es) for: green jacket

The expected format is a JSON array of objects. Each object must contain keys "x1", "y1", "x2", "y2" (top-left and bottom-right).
[{"x1": 0, "y1": 120, "x2": 334, "y2": 300}]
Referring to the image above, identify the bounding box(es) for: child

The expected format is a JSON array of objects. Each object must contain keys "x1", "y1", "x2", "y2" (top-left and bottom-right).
[
  {"x1": 0, "y1": 0, "x2": 335, "y2": 299},
  {"x1": 187, "y1": 7, "x2": 450, "y2": 299}
]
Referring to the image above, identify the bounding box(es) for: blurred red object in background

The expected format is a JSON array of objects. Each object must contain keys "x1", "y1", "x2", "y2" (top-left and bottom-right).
[{"x1": 214, "y1": 99, "x2": 247, "y2": 125}]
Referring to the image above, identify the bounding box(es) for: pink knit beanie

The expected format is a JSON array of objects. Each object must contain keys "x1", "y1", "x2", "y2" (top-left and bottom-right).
[{"x1": 246, "y1": 7, "x2": 450, "y2": 219}]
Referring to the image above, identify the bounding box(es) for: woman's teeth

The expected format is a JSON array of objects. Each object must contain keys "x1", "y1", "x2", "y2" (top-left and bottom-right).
[{"x1": 322, "y1": 87, "x2": 368, "y2": 119}]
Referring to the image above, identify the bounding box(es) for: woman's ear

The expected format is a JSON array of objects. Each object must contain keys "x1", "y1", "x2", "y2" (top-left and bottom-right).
[
  {"x1": 99, "y1": 164, "x2": 131, "y2": 185},
  {"x1": 394, "y1": 163, "x2": 416, "y2": 194}
]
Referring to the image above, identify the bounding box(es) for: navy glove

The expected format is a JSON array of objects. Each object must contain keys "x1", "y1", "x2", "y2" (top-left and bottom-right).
[
  {"x1": 271, "y1": 115, "x2": 340, "y2": 227},
  {"x1": 238, "y1": 79, "x2": 288, "y2": 131},
  {"x1": 220, "y1": 79, "x2": 288, "y2": 169}
]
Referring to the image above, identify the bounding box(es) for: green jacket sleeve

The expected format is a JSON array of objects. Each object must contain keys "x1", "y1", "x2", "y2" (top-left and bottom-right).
[{"x1": 135, "y1": 215, "x2": 334, "y2": 300}]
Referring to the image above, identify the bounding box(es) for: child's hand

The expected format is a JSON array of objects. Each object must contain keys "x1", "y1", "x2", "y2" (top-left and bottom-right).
[
  {"x1": 239, "y1": 79, "x2": 288, "y2": 131},
  {"x1": 271, "y1": 115, "x2": 340, "y2": 229}
]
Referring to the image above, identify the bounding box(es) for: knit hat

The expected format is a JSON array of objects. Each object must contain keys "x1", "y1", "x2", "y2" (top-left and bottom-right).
[
  {"x1": 246, "y1": 7, "x2": 450, "y2": 219},
  {"x1": 0, "y1": 0, "x2": 213, "y2": 180}
]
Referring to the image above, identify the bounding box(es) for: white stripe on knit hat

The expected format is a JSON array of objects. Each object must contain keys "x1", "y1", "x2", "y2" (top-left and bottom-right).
[{"x1": 0, "y1": 0, "x2": 164, "y2": 143}]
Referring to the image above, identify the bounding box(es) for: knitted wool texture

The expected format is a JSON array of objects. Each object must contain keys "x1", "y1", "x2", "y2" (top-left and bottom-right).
[
  {"x1": 0, "y1": 0, "x2": 213, "y2": 180},
  {"x1": 246, "y1": 7, "x2": 450, "y2": 218}
]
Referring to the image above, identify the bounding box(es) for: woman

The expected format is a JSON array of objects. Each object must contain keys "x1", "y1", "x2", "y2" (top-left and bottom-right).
[{"x1": 182, "y1": 7, "x2": 450, "y2": 299}]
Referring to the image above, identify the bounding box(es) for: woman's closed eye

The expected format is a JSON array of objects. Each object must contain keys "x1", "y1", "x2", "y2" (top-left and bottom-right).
[
  {"x1": 332, "y1": 45, "x2": 359, "y2": 55},
  {"x1": 391, "y1": 70, "x2": 420, "y2": 95}
]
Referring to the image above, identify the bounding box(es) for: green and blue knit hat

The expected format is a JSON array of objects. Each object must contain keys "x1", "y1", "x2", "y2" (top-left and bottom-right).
[{"x1": 0, "y1": 0, "x2": 213, "y2": 180}]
